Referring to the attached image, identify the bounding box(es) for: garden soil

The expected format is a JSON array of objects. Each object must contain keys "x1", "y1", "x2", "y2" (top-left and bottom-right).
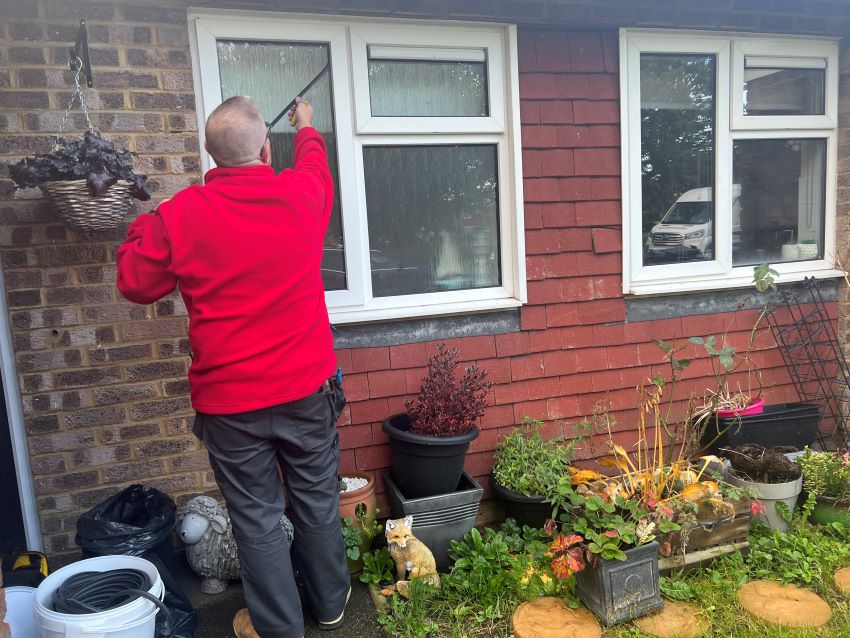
[
  {"x1": 512, "y1": 597, "x2": 601, "y2": 638},
  {"x1": 737, "y1": 580, "x2": 832, "y2": 628},
  {"x1": 634, "y1": 601, "x2": 709, "y2": 637}
]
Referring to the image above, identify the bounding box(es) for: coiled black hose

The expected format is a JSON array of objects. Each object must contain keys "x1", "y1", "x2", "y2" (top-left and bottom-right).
[{"x1": 52, "y1": 568, "x2": 173, "y2": 634}]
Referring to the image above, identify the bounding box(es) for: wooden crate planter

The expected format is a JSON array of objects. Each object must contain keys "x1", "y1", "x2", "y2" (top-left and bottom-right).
[{"x1": 659, "y1": 498, "x2": 751, "y2": 573}]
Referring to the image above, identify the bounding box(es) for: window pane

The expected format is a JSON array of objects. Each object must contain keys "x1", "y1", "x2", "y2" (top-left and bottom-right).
[
  {"x1": 733, "y1": 139, "x2": 825, "y2": 266},
  {"x1": 363, "y1": 145, "x2": 500, "y2": 297},
  {"x1": 744, "y1": 67, "x2": 825, "y2": 116},
  {"x1": 640, "y1": 54, "x2": 716, "y2": 265},
  {"x1": 368, "y1": 55, "x2": 488, "y2": 116},
  {"x1": 217, "y1": 40, "x2": 346, "y2": 291}
]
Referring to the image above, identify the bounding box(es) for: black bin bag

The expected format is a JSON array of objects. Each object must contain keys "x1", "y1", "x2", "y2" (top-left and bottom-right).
[{"x1": 76, "y1": 484, "x2": 197, "y2": 638}]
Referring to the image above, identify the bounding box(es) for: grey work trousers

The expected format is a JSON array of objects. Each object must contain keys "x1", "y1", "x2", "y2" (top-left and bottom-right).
[{"x1": 193, "y1": 383, "x2": 349, "y2": 638}]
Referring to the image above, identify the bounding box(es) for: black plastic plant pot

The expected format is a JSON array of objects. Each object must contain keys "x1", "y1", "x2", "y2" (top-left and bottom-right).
[
  {"x1": 574, "y1": 541, "x2": 663, "y2": 626},
  {"x1": 383, "y1": 470, "x2": 483, "y2": 571},
  {"x1": 382, "y1": 413, "x2": 478, "y2": 499},
  {"x1": 489, "y1": 477, "x2": 553, "y2": 529},
  {"x1": 700, "y1": 403, "x2": 821, "y2": 455}
]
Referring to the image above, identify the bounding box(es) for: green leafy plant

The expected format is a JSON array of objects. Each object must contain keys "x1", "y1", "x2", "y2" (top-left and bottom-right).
[
  {"x1": 798, "y1": 448, "x2": 850, "y2": 501},
  {"x1": 341, "y1": 504, "x2": 382, "y2": 562},
  {"x1": 746, "y1": 492, "x2": 850, "y2": 588},
  {"x1": 562, "y1": 491, "x2": 680, "y2": 562},
  {"x1": 491, "y1": 418, "x2": 579, "y2": 497},
  {"x1": 359, "y1": 547, "x2": 395, "y2": 585}
]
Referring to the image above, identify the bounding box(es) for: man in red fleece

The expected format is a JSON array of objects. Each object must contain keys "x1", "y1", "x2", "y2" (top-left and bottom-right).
[{"x1": 117, "y1": 96, "x2": 349, "y2": 638}]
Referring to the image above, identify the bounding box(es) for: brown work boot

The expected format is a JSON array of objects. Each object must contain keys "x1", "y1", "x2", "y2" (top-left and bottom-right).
[{"x1": 232, "y1": 609, "x2": 260, "y2": 638}]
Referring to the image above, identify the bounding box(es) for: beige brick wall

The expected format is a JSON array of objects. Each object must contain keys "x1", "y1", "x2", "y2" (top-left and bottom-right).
[{"x1": 0, "y1": 0, "x2": 204, "y2": 557}]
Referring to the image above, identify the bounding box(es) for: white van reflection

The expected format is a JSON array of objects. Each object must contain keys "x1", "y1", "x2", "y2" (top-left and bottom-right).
[{"x1": 646, "y1": 186, "x2": 741, "y2": 263}]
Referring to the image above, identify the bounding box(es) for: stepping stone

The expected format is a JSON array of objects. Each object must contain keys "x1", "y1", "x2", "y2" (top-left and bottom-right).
[
  {"x1": 737, "y1": 580, "x2": 832, "y2": 628},
  {"x1": 512, "y1": 597, "x2": 601, "y2": 638},
  {"x1": 835, "y1": 567, "x2": 850, "y2": 595},
  {"x1": 634, "y1": 600, "x2": 709, "y2": 637}
]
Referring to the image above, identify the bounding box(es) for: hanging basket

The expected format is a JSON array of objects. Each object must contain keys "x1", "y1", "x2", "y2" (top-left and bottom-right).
[{"x1": 41, "y1": 179, "x2": 132, "y2": 232}]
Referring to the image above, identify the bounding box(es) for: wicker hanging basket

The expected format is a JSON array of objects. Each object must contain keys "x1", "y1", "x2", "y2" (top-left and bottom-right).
[{"x1": 41, "y1": 180, "x2": 132, "y2": 232}]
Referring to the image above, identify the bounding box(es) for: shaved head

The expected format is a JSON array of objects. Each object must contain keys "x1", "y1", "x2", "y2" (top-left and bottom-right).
[{"x1": 205, "y1": 96, "x2": 267, "y2": 167}]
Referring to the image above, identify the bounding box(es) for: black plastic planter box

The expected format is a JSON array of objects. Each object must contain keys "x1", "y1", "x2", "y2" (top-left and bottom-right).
[
  {"x1": 701, "y1": 403, "x2": 821, "y2": 455},
  {"x1": 574, "y1": 541, "x2": 663, "y2": 626},
  {"x1": 383, "y1": 470, "x2": 483, "y2": 571}
]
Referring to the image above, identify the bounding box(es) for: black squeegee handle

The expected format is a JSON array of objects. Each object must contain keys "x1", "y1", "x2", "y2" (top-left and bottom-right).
[{"x1": 267, "y1": 61, "x2": 331, "y2": 130}]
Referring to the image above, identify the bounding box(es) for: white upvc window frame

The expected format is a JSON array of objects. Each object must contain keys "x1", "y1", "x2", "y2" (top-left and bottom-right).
[
  {"x1": 189, "y1": 10, "x2": 525, "y2": 324},
  {"x1": 620, "y1": 29, "x2": 841, "y2": 296}
]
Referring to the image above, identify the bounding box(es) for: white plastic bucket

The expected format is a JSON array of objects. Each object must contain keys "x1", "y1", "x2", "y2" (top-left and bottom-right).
[
  {"x1": 5, "y1": 586, "x2": 39, "y2": 638},
  {"x1": 34, "y1": 555, "x2": 163, "y2": 638}
]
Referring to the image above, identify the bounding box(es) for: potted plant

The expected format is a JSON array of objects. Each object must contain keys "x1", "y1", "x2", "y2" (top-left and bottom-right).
[
  {"x1": 490, "y1": 418, "x2": 579, "y2": 529},
  {"x1": 382, "y1": 343, "x2": 492, "y2": 499},
  {"x1": 796, "y1": 449, "x2": 850, "y2": 526},
  {"x1": 339, "y1": 472, "x2": 379, "y2": 574},
  {"x1": 724, "y1": 443, "x2": 803, "y2": 531},
  {"x1": 549, "y1": 489, "x2": 673, "y2": 626},
  {"x1": 8, "y1": 130, "x2": 150, "y2": 232}
]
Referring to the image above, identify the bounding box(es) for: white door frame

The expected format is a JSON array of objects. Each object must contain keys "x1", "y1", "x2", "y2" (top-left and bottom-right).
[{"x1": 0, "y1": 268, "x2": 43, "y2": 551}]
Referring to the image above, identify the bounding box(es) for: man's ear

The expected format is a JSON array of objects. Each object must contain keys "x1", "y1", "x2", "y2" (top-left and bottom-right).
[{"x1": 260, "y1": 139, "x2": 272, "y2": 166}]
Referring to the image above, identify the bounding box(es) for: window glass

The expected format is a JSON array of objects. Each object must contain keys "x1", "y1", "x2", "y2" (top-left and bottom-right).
[
  {"x1": 368, "y1": 50, "x2": 488, "y2": 117},
  {"x1": 363, "y1": 145, "x2": 500, "y2": 297},
  {"x1": 743, "y1": 67, "x2": 825, "y2": 116},
  {"x1": 733, "y1": 139, "x2": 825, "y2": 265},
  {"x1": 640, "y1": 54, "x2": 716, "y2": 265},
  {"x1": 217, "y1": 40, "x2": 346, "y2": 291}
]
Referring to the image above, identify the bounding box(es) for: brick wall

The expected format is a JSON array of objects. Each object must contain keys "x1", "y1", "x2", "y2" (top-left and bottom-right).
[
  {"x1": 0, "y1": 0, "x2": 846, "y2": 558},
  {"x1": 0, "y1": 1, "x2": 201, "y2": 556}
]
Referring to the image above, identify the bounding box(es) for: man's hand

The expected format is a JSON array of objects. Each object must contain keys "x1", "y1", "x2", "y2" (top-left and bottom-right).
[{"x1": 289, "y1": 96, "x2": 314, "y2": 131}]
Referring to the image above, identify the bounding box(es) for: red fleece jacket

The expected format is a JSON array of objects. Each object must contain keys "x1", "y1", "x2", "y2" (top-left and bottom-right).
[{"x1": 117, "y1": 127, "x2": 336, "y2": 414}]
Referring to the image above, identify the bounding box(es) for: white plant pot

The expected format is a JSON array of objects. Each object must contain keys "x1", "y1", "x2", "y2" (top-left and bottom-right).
[
  {"x1": 796, "y1": 243, "x2": 818, "y2": 260},
  {"x1": 727, "y1": 471, "x2": 803, "y2": 531}
]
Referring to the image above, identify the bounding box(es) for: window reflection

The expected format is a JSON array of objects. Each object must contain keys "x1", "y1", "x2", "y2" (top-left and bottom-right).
[
  {"x1": 733, "y1": 139, "x2": 826, "y2": 265},
  {"x1": 640, "y1": 54, "x2": 716, "y2": 265}
]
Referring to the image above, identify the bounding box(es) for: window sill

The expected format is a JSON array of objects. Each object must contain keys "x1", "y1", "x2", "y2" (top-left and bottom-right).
[
  {"x1": 626, "y1": 265, "x2": 845, "y2": 297},
  {"x1": 332, "y1": 308, "x2": 520, "y2": 349},
  {"x1": 328, "y1": 296, "x2": 523, "y2": 325}
]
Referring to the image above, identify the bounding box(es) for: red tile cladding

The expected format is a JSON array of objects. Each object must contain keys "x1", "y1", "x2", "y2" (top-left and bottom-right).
[
  {"x1": 521, "y1": 306, "x2": 547, "y2": 331},
  {"x1": 541, "y1": 202, "x2": 576, "y2": 228},
  {"x1": 592, "y1": 227, "x2": 622, "y2": 254},
  {"x1": 338, "y1": 424, "x2": 373, "y2": 450},
  {"x1": 534, "y1": 32, "x2": 572, "y2": 72},
  {"x1": 389, "y1": 342, "x2": 429, "y2": 369},
  {"x1": 350, "y1": 347, "x2": 390, "y2": 373},
  {"x1": 367, "y1": 369, "x2": 408, "y2": 398},
  {"x1": 568, "y1": 32, "x2": 605, "y2": 72},
  {"x1": 511, "y1": 353, "x2": 546, "y2": 381},
  {"x1": 540, "y1": 101, "x2": 574, "y2": 124},
  {"x1": 574, "y1": 149, "x2": 621, "y2": 175}
]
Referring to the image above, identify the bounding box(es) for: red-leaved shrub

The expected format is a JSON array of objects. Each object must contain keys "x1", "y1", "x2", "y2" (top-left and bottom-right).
[{"x1": 405, "y1": 344, "x2": 492, "y2": 436}]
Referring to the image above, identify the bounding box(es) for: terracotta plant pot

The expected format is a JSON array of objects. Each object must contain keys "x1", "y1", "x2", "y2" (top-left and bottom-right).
[{"x1": 339, "y1": 471, "x2": 377, "y2": 574}]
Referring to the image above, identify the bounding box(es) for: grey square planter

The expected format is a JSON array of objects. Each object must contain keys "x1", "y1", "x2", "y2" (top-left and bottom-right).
[
  {"x1": 383, "y1": 470, "x2": 483, "y2": 571},
  {"x1": 574, "y1": 541, "x2": 662, "y2": 626}
]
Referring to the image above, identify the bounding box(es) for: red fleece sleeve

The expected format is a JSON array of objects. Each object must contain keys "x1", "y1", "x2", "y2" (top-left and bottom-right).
[
  {"x1": 291, "y1": 127, "x2": 334, "y2": 227},
  {"x1": 116, "y1": 212, "x2": 178, "y2": 304}
]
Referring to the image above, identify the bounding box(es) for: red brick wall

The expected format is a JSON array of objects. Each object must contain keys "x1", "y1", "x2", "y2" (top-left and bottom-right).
[{"x1": 0, "y1": 0, "x2": 846, "y2": 557}]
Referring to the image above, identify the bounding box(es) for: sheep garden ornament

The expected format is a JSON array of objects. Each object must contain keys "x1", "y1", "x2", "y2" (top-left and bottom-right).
[{"x1": 178, "y1": 495, "x2": 295, "y2": 594}]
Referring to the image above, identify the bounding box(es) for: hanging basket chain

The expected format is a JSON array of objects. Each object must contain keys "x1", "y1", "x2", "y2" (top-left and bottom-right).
[{"x1": 55, "y1": 57, "x2": 94, "y2": 146}]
